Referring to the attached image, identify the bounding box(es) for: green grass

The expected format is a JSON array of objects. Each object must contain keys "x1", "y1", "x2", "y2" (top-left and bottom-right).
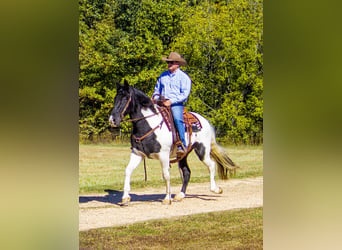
[
  {"x1": 79, "y1": 143, "x2": 263, "y2": 194},
  {"x1": 79, "y1": 207, "x2": 263, "y2": 249}
]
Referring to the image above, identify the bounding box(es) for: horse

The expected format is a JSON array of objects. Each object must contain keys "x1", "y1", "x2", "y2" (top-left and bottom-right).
[{"x1": 109, "y1": 80, "x2": 238, "y2": 205}]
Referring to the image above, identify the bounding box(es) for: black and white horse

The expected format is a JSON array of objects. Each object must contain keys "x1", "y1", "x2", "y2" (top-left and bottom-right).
[{"x1": 109, "y1": 80, "x2": 238, "y2": 205}]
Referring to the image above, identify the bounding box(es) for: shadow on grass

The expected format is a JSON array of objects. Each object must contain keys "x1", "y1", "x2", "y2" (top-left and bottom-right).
[{"x1": 79, "y1": 189, "x2": 221, "y2": 206}]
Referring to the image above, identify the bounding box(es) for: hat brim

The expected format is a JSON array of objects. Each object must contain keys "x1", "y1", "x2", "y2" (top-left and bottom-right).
[{"x1": 162, "y1": 57, "x2": 187, "y2": 66}]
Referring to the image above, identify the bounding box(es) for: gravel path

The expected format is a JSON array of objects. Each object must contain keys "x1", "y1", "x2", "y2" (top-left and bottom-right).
[{"x1": 79, "y1": 177, "x2": 263, "y2": 231}]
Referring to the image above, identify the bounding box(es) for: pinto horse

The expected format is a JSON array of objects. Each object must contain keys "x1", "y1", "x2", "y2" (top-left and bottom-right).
[{"x1": 109, "y1": 80, "x2": 238, "y2": 205}]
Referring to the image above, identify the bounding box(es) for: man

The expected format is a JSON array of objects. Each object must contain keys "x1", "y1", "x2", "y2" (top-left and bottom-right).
[{"x1": 153, "y1": 52, "x2": 192, "y2": 154}]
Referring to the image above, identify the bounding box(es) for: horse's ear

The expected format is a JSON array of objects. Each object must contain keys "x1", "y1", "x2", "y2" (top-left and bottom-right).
[{"x1": 123, "y1": 79, "x2": 130, "y2": 91}]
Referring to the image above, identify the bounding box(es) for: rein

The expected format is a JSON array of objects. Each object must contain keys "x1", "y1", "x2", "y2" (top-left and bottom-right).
[
  {"x1": 132, "y1": 120, "x2": 163, "y2": 142},
  {"x1": 120, "y1": 93, "x2": 160, "y2": 124},
  {"x1": 122, "y1": 113, "x2": 159, "y2": 123}
]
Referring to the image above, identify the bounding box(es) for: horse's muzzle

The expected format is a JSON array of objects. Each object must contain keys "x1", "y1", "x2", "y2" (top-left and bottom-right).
[{"x1": 109, "y1": 115, "x2": 118, "y2": 127}]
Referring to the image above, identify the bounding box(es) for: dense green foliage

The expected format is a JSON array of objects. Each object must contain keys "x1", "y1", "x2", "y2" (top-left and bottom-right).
[{"x1": 79, "y1": 0, "x2": 263, "y2": 144}]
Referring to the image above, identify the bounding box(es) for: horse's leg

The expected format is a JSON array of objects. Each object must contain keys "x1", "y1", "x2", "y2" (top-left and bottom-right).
[
  {"x1": 194, "y1": 142, "x2": 222, "y2": 194},
  {"x1": 203, "y1": 155, "x2": 222, "y2": 194},
  {"x1": 174, "y1": 157, "x2": 191, "y2": 201},
  {"x1": 160, "y1": 153, "x2": 172, "y2": 205},
  {"x1": 122, "y1": 152, "x2": 143, "y2": 205}
]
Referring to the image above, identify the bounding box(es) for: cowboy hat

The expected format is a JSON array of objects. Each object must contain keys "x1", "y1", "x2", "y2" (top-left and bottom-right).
[{"x1": 162, "y1": 52, "x2": 187, "y2": 66}]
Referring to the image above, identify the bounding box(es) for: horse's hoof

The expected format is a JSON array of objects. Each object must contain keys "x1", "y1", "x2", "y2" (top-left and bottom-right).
[
  {"x1": 211, "y1": 187, "x2": 223, "y2": 194},
  {"x1": 173, "y1": 192, "x2": 185, "y2": 202},
  {"x1": 120, "y1": 197, "x2": 131, "y2": 206},
  {"x1": 162, "y1": 199, "x2": 172, "y2": 205}
]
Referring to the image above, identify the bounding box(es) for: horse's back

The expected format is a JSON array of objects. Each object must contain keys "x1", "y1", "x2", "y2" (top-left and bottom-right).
[
  {"x1": 188, "y1": 112, "x2": 212, "y2": 130},
  {"x1": 187, "y1": 112, "x2": 214, "y2": 144}
]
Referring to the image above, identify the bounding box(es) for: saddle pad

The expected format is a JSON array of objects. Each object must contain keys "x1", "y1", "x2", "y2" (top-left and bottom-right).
[{"x1": 183, "y1": 112, "x2": 202, "y2": 131}]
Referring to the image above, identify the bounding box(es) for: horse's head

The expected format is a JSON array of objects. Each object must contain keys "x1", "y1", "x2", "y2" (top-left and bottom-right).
[{"x1": 109, "y1": 80, "x2": 132, "y2": 127}]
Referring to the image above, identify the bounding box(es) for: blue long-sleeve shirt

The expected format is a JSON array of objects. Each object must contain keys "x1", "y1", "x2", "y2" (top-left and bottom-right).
[{"x1": 153, "y1": 69, "x2": 191, "y2": 105}]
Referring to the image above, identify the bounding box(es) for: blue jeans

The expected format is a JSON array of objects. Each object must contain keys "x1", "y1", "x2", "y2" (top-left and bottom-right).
[{"x1": 171, "y1": 104, "x2": 186, "y2": 147}]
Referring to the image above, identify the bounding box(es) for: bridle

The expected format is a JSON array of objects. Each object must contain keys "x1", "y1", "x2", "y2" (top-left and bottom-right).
[{"x1": 120, "y1": 93, "x2": 132, "y2": 121}]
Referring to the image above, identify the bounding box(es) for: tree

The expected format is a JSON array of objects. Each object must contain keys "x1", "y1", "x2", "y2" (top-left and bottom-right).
[
  {"x1": 78, "y1": 0, "x2": 263, "y2": 144},
  {"x1": 171, "y1": 0, "x2": 263, "y2": 143}
]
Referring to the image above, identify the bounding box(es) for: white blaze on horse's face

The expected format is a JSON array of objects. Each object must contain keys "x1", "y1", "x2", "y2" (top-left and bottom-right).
[
  {"x1": 109, "y1": 115, "x2": 115, "y2": 126},
  {"x1": 109, "y1": 94, "x2": 126, "y2": 127},
  {"x1": 110, "y1": 84, "x2": 132, "y2": 127}
]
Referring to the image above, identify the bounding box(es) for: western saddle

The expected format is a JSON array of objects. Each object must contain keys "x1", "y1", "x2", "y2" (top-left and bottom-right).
[{"x1": 152, "y1": 96, "x2": 202, "y2": 163}]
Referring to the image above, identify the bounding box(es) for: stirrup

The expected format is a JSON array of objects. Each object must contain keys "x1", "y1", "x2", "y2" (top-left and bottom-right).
[
  {"x1": 177, "y1": 146, "x2": 185, "y2": 154},
  {"x1": 176, "y1": 144, "x2": 186, "y2": 156}
]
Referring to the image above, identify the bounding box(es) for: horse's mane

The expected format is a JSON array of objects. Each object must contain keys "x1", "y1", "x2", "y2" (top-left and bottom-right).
[{"x1": 132, "y1": 87, "x2": 157, "y2": 113}]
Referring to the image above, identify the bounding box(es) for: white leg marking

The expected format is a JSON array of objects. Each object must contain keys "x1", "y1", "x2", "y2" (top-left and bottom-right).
[
  {"x1": 122, "y1": 152, "x2": 142, "y2": 200},
  {"x1": 202, "y1": 154, "x2": 219, "y2": 193},
  {"x1": 174, "y1": 192, "x2": 185, "y2": 201},
  {"x1": 159, "y1": 153, "x2": 172, "y2": 204}
]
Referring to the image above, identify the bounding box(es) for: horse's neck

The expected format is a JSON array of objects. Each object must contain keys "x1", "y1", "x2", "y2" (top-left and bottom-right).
[
  {"x1": 142, "y1": 105, "x2": 161, "y2": 119},
  {"x1": 127, "y1": 101, "x2": 160, "y2": 127}
]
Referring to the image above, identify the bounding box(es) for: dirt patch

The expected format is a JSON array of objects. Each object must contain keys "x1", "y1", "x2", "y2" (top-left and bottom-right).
[{"x1": 79, "y1": 177, "x2": 263, "y2": 231}]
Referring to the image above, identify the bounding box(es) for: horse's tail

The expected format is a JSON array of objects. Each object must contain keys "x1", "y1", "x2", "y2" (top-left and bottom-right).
[{"x1": 210, "y1": 131, "x2": 239, "y2": 180}]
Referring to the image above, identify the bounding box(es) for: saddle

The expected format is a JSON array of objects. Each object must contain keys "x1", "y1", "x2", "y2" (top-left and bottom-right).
[{"x1": 154, "y1": 99, "x2": 202, "y2": 163}]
